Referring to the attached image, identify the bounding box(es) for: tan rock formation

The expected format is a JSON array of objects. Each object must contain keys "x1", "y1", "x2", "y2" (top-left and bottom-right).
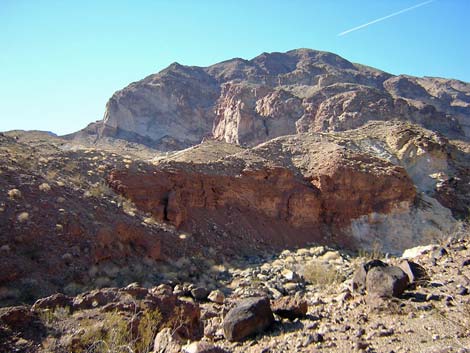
[{"x1": 70, "y1": 49, "x2": 470, "y2": 148}]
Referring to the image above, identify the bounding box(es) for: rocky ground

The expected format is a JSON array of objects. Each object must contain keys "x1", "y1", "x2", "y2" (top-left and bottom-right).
[{"x1": 1, "y1": 225, "x2": 470, "y2": 352}]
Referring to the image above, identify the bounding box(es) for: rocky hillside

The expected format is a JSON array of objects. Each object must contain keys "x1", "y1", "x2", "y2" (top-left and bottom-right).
[{"x1": 69, "y1": 49, "x2": 470, "y2": 150}]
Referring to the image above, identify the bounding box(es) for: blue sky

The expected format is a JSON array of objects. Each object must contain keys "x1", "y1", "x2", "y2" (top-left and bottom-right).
[{"x1": 1, "y1": 0, "x2": 469, "y2": 135}]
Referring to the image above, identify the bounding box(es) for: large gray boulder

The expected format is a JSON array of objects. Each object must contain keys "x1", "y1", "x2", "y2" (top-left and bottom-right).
[
  {"x1": 222, "y1": 297, "x2": 274, "y2": 342},
  {"x1": 352, "y1": 259, "x2": 388, "y2": 294},
  {"x1": 366, "y1": 266, "x2": 410, "y2": 298}
]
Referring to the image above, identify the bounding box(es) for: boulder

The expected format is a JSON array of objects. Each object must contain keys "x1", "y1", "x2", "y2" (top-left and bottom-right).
[
  {"x1": 399, "y1": 260, "x2": 429, "y2": 286},
  {"x1": 352, "y1": 260, "x2": 387, "y2": 294},
  {"x1": 207, "y1": 290, "x2": 225, "y2": 304},
  {"x1": 72, "y1": 288, "x2": 119, "y2": 310},
  {"x1": 191, "y1": 287, "x2": 209, "y2": 301},
  {"x1": 272, "y1": 296, "x2": 308, "y2": 320},
  {"x1": 0, "y1": 305, "x2": 45, "y2": 341},
  {"x1": 153, "y1": 328, "x2": 183, "y2": 353},
  {"x1": 0, "y1": 306, "x2": 36, "y2": 329},
  {"x1": 32, "y1": 293, "x2": 73, "y2": 311},
  {"x1": 402, "y1": 244, "x2": 439, "y2": 259},
  {"x1": 119, "y1": 283, "x2": 149, "y2": 299},
  {"x1": 366, "y1": 266, "x2": 409, "y2": 298},
  {"x1": 222, "y1": 297, "x2": 274, "y2": 342}
]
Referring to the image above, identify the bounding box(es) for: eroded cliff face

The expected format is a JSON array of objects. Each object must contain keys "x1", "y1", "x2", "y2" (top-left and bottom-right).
[
  {"x1": 335, "y1": 121, "x2": 470, "y2": 219},
  {"x1": 107, "y1": 122, "x2": 464, "y2": 254},
  {"x1": 99, "y1": 64, "x2": 220, "y2": 150},
  {"x1": 74, "y1": 48, "x2": 470, "y2": 149}
]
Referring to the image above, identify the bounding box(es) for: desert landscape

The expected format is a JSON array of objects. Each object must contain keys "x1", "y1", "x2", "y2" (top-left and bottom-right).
[{"x1": 1, "y1": 47, "x2": 470, "y2": 352}]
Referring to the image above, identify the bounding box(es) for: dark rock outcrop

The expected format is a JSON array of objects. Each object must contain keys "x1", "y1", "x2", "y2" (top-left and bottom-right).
[{"x1": 399, "y1": 260, "x2": 430, "y2": 286}]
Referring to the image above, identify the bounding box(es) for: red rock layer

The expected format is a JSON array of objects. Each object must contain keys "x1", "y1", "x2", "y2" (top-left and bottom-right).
[{"x1": 108, "y1": 150, "x2": 416, "y2": 251}]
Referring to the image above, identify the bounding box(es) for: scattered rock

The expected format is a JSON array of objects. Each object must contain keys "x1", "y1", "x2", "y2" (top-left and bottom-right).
[
  {"x1": 154, "y1": 328, "x2": 183, "y2": 353},
  {"x1": 281, "y1": 269, "x2": 299, "y2": 281},
  {"x1": 183, "y1": 341, "x2": 228, "y2": 353},
  {"x1": 272, "y1": 296, "x2": 308, "y2": 320},
  {"x1": 402, "y1": 245, "x2": 438, "y2": 259},
  {"x1": 399, "y1": 260, "x2": 430, "y2": 286},
  {"x1": 191, "y1": 287, "x2": 210, "y2": 301},
  {"x1": 222, "y1": 297, "x2": 274, "y2": 342},
  {"x1": 32, "y1": 293, "x2": 73, "y2": 311},
  {"x1": 0, "y1": 306, "x2": 36, "y2": 328}
]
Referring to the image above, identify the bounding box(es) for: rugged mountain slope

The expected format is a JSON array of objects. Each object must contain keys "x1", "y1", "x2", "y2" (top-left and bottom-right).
[
  {"x1": 69, "y1": 48, "x2": 470, "y2": 149},
  {"x1": 0, "y1": 133, "x2": 185, "y2": 307}
]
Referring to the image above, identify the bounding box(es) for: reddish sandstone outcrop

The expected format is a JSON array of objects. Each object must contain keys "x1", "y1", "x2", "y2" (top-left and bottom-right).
[{"x1": 108, "y1": 134, "x2": 416, "y2": 251}]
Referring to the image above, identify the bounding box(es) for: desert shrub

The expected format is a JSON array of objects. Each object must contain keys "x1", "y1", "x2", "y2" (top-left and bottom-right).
[
  {"x1": 63, "y1": 160, "x2": 79, "y2": 173},
  {"x1": 81, "y1": 309, "x2": 161, "y2": 353},
  {"x1": 38, "y1": 182, "x2": 51, "y2": 192},
  {"x1": 16, "y1": 211, "x2": 30, "y2": 223},
  {"x1": 18, "y1": 278, "x2": 42, "y2": 304},
  {"x1": 135, "y1": 310, "x2": 162, "y2": 353},
  {"x1": 357, "y1": 241, "x2": 384, "y2": 260},
  {"x1": 38, "y1": 306, "x2": 71, "y2": 325},
  {"x1": 85, "y1": 182, "x2": 113, "y2": 198},
  {"x1": 69, "y1": 174, "x2": 86, "y2": 188},
  {"x1": 7, "y1": 188, "x2": 22, "y2": 199},
  {"x1": 43, "y1": 169, "x2": 58, "y2": 181},
  {"x1": 302, "y1": 261, "x2": 345, "y2": 286},
  {"x1": 118, "y1": 196, "x2": 137, "y2": 216}
]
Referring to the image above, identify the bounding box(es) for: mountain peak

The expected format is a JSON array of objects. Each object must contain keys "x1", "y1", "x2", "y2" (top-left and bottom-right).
[{"x1": 68, "y1": 48, "x2": 470, "y2": 151}]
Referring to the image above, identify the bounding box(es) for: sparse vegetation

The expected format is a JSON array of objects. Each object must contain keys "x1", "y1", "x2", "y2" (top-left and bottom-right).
[
  {"x1": 39, "y1": 182, "x2": 52, "y2": 192},
  {"x1": 16, "y1": 211, "x2": 30, "y2": 223},
  {"x1": 357, "y1": 241, "x2": 384, "y2": 260},
  {"x1": 117, "y1": 195, "x2": 138, "y2": 216},
  {"x1": 80, "y1": 309, "x2": 161, "y2": 353},
  {"x1": 85, "y1": 181, "x2": 113, "y2": 198},
  {"x1": 38, "y1": 306, "x2": 71, "y2": 325},
  {"x1": 7, "y1": 188, "x2": 22, "y2": 199},
  {"x1": 302, "y1": 261, "x2": 345, "y2": 286}
]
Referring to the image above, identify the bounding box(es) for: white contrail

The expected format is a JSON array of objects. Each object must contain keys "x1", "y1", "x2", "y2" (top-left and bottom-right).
[{"x1": 338, "y1": 0, "x2": 434, "y2": 36}]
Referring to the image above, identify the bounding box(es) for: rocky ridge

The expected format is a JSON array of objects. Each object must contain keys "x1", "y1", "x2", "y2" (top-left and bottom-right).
[{"x1": 70, "y1": 49, "x2": 470, "y2": 149}]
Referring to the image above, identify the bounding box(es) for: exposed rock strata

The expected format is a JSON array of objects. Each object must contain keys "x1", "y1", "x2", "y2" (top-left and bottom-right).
[{"x1": 108, "y1": 122, "x2": 460, "y2": 254}]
